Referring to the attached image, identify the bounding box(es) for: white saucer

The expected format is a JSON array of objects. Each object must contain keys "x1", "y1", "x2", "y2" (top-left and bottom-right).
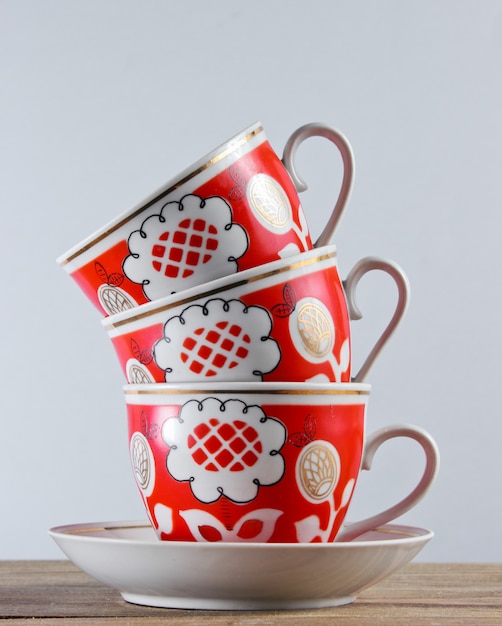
[{"x1": 49, "y1": 520, "x2": 433, "y2": 610}]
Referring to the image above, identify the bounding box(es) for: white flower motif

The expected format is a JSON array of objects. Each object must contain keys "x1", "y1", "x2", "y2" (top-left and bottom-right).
[
  {"x1": 153, "y1": 298, "x2": 281, "y2": 381},
  {"x1": 179, "y1": 508, "x2": 283, "y2": 542},
  {"x1": 123, "y1": 194, "x2": 249, "y2": 301},
  {"x1": 162, "y1": 398, "x2": 286, "y2": 504}
]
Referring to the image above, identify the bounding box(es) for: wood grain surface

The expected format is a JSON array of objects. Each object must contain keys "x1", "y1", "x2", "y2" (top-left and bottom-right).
[{"x1": 1, "y1": 561, "x2": 501, "y2": 625}]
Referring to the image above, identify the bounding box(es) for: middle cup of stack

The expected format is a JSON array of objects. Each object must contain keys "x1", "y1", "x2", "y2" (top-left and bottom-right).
[{"x1": 103, "y1": 246, "x2": 409, "y2": 385}]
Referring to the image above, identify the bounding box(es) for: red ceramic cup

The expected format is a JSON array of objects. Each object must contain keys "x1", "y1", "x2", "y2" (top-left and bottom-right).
[
  {"x1": 57, "y1": 122, "x2": 354, "y2": 316},
  {"x1": 102, "y1": 247, "x2": 409, "y2": 385},
  {"x1": 125, "y1": 382, "x2": 439, "y2": 543}
]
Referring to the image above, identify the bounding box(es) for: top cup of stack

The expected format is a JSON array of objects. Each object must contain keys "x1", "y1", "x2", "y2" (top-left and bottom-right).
[{"x1": 57, "y1": 122, "x2": 354, "y2": 316}]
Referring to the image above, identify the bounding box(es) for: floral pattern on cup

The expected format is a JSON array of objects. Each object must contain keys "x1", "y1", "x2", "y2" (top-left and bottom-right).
[
  {"x1": 161, "y1": 397, "x2": 287, "y2": 504},
  {"x1": 151, "y1": 503, "x2": 284, "y2": 542},
  {"x1": 97, "y1": 283, "x2": 138, "y2": 316},
  {"x1": 126, "y1": 359, "x2": 155, "y2": 384},
  {"x1": 130, "y1": 431, "x2": 156, "y2": 498},
  {"x1": 179, "y1": 508, "x2": 284, "y2": 542},
  {"x1": 289, "y1": 297, "x2": 350, "y2": 382},
  {"x1": 245, "y1": 173, "x2": 309, "y2": 251},
  {"x1": 153, "y1": 298, "x2": 281, "y2": 381},
  {"x1": 123, "y1": 194, "x2": 249, "y2": 301}
]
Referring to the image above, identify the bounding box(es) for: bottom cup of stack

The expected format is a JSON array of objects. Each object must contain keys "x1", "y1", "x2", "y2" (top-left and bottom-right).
[{"x1": 125, "y1": 382, "x2": 439, "y2": 544}]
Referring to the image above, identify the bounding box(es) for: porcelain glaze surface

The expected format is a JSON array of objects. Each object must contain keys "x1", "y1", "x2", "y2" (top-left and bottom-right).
[{"x1": 49, "y1": 520, "x2": 433, "y2": 610}]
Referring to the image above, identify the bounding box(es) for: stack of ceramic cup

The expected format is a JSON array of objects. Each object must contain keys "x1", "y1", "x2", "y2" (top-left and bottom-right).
[{"x1": 58, "y1": 122, "x2": 438, "y2": 544}]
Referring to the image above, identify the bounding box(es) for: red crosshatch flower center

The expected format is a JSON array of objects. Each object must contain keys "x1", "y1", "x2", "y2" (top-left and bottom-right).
[
  {"x1": 187, "y1": 418, "x2": 263, "y2": 472},
  {"x1": 180, "y1": 322, "x2": 251, "y2": 377},
  {"x1": 151, "y1": 218, "x2": 219, "y2": 278}
]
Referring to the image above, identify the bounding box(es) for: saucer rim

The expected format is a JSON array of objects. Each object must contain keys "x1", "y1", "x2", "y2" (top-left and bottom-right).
[
  {"x1": 48, "y1": 519, "x2": 434, "y2": 610},
  {"x1": 49, "y1": 519, "x2": 434, "y2": 548}
]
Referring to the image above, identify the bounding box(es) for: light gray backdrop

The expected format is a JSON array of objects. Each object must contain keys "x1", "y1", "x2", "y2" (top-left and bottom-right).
[{"x1": 1, "y1": 0, "x2": 501, "y2": 561}]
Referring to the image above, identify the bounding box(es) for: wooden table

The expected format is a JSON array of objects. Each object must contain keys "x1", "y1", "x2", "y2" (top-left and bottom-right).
[{"x1": 0, "y1": 561, "x2": 500, "y2": 625}]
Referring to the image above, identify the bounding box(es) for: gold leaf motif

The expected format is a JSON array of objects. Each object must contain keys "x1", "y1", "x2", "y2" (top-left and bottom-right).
[
  {"x1": 131, "y1": 433, "x2": 151, "y2": 490},
  {"x1": 298, "y1": 442, "x2": 339, "y2": 501},
  {"x1": 128, "y1": 363, "x2": 154, "y2": 384},
  {"x1": 296, "y1": 302, "x2": 334, "y2": 357},
  {"x1": 98, "y1": 285, "x2": 136, "y2": 315},
  {"x1": 247, "y1": 174, "x2": 291, "y2": 228}
]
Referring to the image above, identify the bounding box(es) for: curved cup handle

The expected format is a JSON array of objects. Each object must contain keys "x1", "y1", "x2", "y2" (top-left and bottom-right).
[
  {"x1": 282, "y1": 123, "x2": 355, "y2": 247},
  {"x1": 336, "y1": 424, "x2": 440, "y2": 542},
  {"x1": 343, "y1": 256, "x2": 410, "y2": 383}
]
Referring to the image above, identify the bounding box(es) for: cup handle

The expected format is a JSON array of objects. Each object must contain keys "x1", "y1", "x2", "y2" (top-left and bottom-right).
[
  {"x1": 336, "y1": 424, "x2": 440, "y2": 542},
  {"x1": 343, "y1": 256, "x2": 410, "y2": 383},
  {"x1": 281, "y1": 123, "x2": 355, "y2": 246}
]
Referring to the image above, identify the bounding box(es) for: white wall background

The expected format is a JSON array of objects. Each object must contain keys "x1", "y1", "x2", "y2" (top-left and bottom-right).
[{"x1": 1, "y1": 0, "x2": 501, "y2": 562}]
